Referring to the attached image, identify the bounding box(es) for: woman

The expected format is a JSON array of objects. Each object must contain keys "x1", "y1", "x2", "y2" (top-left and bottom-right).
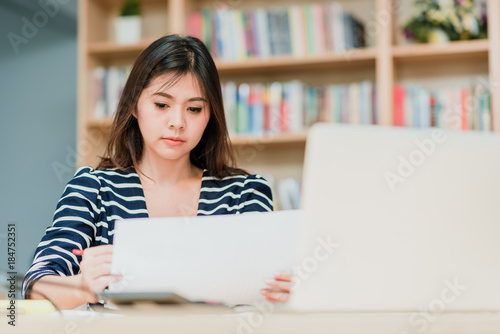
[{"x1": 22, "y1": 35, "x2": 291, "y2": 309}]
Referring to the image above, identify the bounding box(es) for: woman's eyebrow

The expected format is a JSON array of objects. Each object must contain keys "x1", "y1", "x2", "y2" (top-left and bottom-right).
[{"x1": 152, "y1": 91, "x2": 207, "y2": 102}]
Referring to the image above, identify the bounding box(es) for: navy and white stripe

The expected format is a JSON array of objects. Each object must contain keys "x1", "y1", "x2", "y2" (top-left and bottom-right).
[{"x1": 22, "y1": 166, "x2": 273, "y2": 298}]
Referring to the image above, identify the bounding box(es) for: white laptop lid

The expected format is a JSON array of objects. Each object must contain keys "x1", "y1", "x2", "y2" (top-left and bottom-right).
[{"x1": 289, "y1": 123, "x2": 500, "y2": 312}]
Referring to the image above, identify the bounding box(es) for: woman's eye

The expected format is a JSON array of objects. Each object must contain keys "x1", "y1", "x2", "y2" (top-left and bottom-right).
[
  {"x1": 155, "y1": 103, "x2": 168, "y2": 109},
  {"x1": 188, "y1": 107, "x2": 202, "y2": 113}
]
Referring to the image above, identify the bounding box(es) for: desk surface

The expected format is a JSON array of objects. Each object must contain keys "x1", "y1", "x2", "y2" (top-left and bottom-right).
[{"x1": 3, "y1": 305, "x2": 500, "y2": 334}]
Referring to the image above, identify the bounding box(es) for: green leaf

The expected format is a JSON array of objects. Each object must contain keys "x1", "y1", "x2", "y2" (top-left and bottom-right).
[{"x1": 120, "y1": 0, "x2": 141, "y2": 16}]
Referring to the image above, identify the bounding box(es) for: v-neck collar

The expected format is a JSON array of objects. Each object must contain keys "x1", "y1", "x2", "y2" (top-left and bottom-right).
[{"x1": 130, "y1": 167, "x2": 208, "y2": 218}]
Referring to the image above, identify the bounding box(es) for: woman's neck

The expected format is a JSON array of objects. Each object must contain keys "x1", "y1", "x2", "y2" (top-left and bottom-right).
[{"x1": 136, "y1": 154, "x2": 202, "y2": 187}]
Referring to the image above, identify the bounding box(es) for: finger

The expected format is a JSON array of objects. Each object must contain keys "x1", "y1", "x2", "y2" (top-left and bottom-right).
[
  {"x1": 260, "y1": 289, "x2": 289, "y2": 303},
  {"x1": 267, "y1": 293, "x2": 289, "y2": 303},
  {"x1": 82, "y1": 245, "x2": 114, "y2": 257},
  {"x1": 261, "y1": 288, "x2": 289, "y2": 298},
  {"x1": 82, "y1": 253, "x2": 113, "y2": 264},
  {"x1": 266, "y1": 295, "x2": 289, "y2": 303},
  {"x1": 264, "y1": 278, "x2": 292, "y2": 292},
  {"x1": 274, "y1": 271, "x2": 292, "y2": 282},
  {"x1": 88, "y1": 275, "x2": 123, "y2": 295},
  {"x1": 80, "y1": 254, "x2": 114, "y2": 272},
  {"x1": 81, "y1": 253, "x2": 113, "y2": 267},
  {"x1": 85, "y1": 263, "x2": 115, "y2": 280}
]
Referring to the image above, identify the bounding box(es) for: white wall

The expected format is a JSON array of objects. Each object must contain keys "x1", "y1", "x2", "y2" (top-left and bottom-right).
[{"x1": 0, "y1": 0, "x2": 78, "y2": 297}]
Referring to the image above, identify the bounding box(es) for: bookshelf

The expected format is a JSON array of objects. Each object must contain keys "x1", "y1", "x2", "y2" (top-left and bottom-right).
[{"x1": 77, "y1": 0, "x2": 500, "y2": 207}]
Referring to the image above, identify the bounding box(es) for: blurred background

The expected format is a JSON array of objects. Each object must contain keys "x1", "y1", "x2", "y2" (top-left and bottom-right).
[
  {"x1": 0, "y1": 0, "x2": 497, "y2": 291},
  {"x1": 0, "y1": 0, "x2": 78, "y2": 285}
]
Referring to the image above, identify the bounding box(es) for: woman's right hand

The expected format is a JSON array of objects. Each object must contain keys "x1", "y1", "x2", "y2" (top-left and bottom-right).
[{"x1": 77, "y1": 245, "x2": 122, "y2": 303}]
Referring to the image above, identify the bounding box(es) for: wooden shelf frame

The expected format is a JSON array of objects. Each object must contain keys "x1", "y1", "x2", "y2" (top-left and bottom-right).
[
  {"x1": 230, "y1": 133, "x2": 307, "y2": 146},
  {"x1": 216, "y1": 49, "x2": 377, "y2": 74},
  {"x1": 88, "y1": 39, "x2": 157, "y2": 58},
  {"x1": 392, "y1": 39, "x2": 489, "y2": 62}
]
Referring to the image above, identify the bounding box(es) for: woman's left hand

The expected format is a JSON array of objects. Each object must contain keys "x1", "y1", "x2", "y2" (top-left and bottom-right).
[{"x1": 260, "y1": 271, "x2": 292, "y2": 303}]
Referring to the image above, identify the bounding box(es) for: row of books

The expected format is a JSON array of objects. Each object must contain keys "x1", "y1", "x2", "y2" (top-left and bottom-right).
[
  {"x1": 221, "y1": 80, "x2": 376, "y2": 135},
  {"x1": 92, "y1": 66, "x2": 132, "y2": 119},
  {"x1": 264, "y1": 175, "x2": 301, "y2": 211},
  {"x1": 188, "y1": 2, "x2": 366, "y2": 61},
  {"x1": 393, "y1": 84, "x2": 492, "y2": 131},
  {"x1": 91, "y1": 66, "x2": 492, "y2": 133}
]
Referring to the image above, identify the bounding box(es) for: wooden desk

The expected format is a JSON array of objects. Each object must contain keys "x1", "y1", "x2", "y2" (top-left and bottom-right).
[{"x1": 3, "y1": 305, "x2": 500, "y2": 334}]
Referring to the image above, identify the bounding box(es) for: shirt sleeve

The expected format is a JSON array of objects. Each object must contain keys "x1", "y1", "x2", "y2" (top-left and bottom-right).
[
  {"x1": 22, "y1": 166, "x2": 101, "y2": 298},
  {"x1": 238, "y1": 174, "x2": 274, "y2": 213}
]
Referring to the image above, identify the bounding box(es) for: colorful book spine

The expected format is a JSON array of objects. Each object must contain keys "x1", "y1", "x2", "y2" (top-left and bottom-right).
[
  {"x1": 92, "y1": 67, "x2": 106, "y2": 119},
  {"x1": 393, "y1": 83, "x2": 491, "y2": 132},
  {"x1": 267, "y1": 9, "x2": 280, "y2": 56},
  {"x1": 393, "y1": 85, "x2": 405, "y2": 126},
  {"x1": 251, "y1": 84, "x2": 266, "y2": 135},
  {"x1": 281, "y1": 83, "x2": 290, "y2": 132},
  {"x1": 187, "y1": 3, "x2": 366, "y2": 60},
  {"x1": 255, "y1": 8, "x2": 271, "y2": 58},
  {"x1": 201, "y1": 8, "x2": 213, "y2": 53},
  {"x1": 304, "y1": 5, "x2": 315, "y2": 56},
  {"x1": 348, "y1": 83, "x2": 360, "y2": 124},
  {"x1": 263, "y1": 85, "x2": 271, "y2": 132},
  {"x1": 222, "y1": 81, "x2": 237, "y2": 135},
  {"x1": 461, "y1": 88, "x2": 468, "y2": 130},
  {"x1": 312, "y1": 3, "x2": 326, "y2": 55},
  {"x1": 237, "y1": 83, "x2": 250, "y2": 133},
  {"x1": 187, "y1": 11, "x2": 202, "y2": 40},
  {"x1": 269, "y1": 82, "x2": 282, "y2": 133}
]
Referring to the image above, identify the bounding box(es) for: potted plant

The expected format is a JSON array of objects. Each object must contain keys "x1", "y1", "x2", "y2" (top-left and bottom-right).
[
  {"x1": 403, "y1": 0, "x2": 487, "y2": 44},
  {"x1": 114, "y1": 0, "x2": 142, "y2": 45}
]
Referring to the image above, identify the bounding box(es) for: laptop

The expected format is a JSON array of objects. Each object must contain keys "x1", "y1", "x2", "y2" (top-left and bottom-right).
[{"x1": 288, "y1": 123, "x2": 500, "y2": 312}]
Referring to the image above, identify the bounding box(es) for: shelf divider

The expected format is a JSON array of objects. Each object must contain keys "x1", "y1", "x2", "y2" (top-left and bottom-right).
[{"x1": 488, "y1": 0, "x2": 500, "y2": 132}]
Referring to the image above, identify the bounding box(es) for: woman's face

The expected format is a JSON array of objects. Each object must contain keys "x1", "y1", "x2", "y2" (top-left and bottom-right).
[{"x1": 135, "y1": 72, "x2": 210, "y2": 164}]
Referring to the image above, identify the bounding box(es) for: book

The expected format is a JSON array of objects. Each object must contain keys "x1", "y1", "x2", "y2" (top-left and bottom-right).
[
  {"x1": 312, "y1": 3, "x2": 326, "y2": 55},
  {"x1": 251, "y1": 83, "x2": 266, "y2": 135},
  {"x1": 255, "y1": 7, "x2": 271, "y2": 58},
  {"x1": 237, "y1": 83, "x2": 250, "y2": 133},
  {"x1": 348, "y1": 83, "x2": 360, "y2": 124},
  {"x1": 288, "y1": 81, "x2": 305, "y2": 131},
  {"x1": 187, "y1": 10, "x2": 202, "y2": 40},
  {"x1": 393, "y1": 85, "x2": 405, "y2": 126},
  {"x1": 92, "y1": 67, "x2": 106, "y2": 119},
  {"x1": 269, "y1": 82, "x2": 282, "y2": 133},
  {"x1": 281, "y1": 82, "x2": 290, "y2": 132},
  {"x1": 289, "y1": 5, "x2": 306, "y2": 58},
  {"x1": 277, "y1": 178, "x2": 301, "y2": 210},
  {"x1": 222, "y1": 82, "x2": 237, "y2": 135}
]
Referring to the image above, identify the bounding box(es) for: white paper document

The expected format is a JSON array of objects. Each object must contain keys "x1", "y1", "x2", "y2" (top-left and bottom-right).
[{"x1": 109, "y1": 210, "x2": 301, "y2": 305}]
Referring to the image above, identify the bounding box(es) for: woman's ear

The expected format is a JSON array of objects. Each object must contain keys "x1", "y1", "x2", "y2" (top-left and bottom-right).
[{"x1": 132, "y1": 107, "x2": 138, "y2": 119}]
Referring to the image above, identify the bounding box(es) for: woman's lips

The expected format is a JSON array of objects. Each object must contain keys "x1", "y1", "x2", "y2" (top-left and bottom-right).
[{"x1": 162, "y1": 137, "x2": 184, "y2": 146}]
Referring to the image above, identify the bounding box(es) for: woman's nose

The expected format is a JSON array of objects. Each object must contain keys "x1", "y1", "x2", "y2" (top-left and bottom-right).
[{"x1": 167, "y1": 107, "x2": 186, "y2": 130}]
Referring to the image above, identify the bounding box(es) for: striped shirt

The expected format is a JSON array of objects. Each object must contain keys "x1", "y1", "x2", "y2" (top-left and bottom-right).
[{"x1": 22, "y1": 166, "x2": 273, "y2": 298}]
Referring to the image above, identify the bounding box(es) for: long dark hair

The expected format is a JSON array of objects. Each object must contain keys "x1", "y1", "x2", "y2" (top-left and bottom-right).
[{"x1": 97, "y1": 34, "x2": 248, "y2": 178}]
